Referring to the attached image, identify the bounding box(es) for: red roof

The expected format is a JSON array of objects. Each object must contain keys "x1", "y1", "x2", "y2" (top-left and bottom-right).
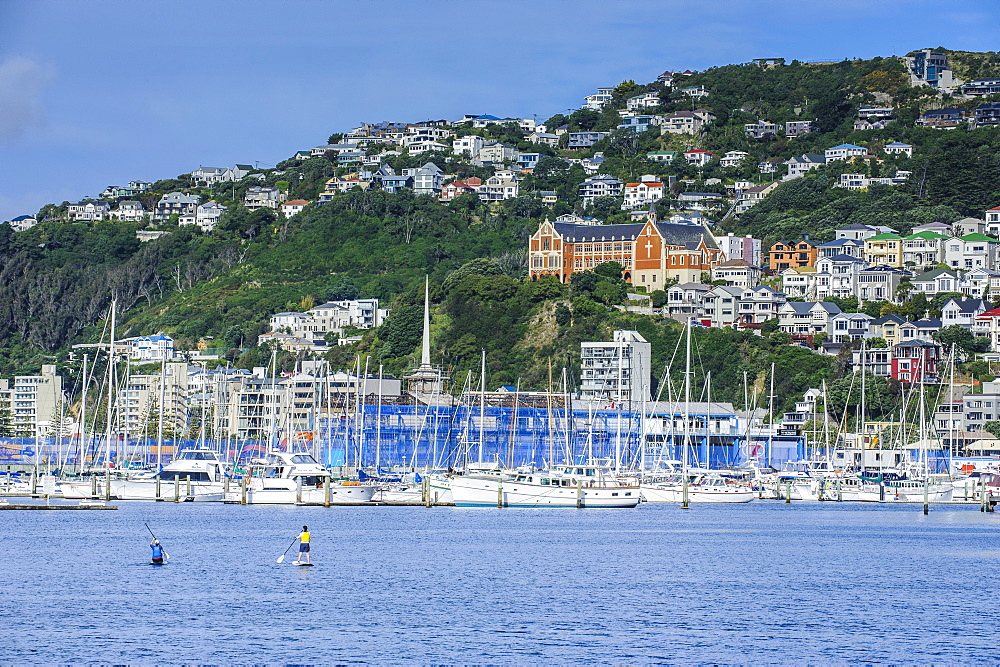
[
  {"x1": 626, "y1": 182, "x2": 663, "y2": 188},
  {"x1": 977, "y1": 307, "x2": 1000, "y2": 319},
  {"x1": 685, "y1": 149, "x2": 714, "y2": 154},
  {"x1": 284, "y1": 199, "x2": 309, "y2": 206},
  {"x1": 990, "y1": 206, "x2": 1000, "y2": 211}
]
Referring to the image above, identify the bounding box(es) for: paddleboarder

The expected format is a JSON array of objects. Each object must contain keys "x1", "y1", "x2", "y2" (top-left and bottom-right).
[
  {"x1": 293, "y1": 525, "x2": 311, "y2": 564},
  {"x1": 150, "y1": 539, "x2": 165, "y2": 565}
]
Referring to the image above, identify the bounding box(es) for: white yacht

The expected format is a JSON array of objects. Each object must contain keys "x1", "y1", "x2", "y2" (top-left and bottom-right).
[
  {"x1": 225, "y1": 451, "x2": 375, "y2": 505},
  {"x1": 641, "y1": 472, "x2": 755, "y2": 503},
  {"x1": 449, "y1": 463, "x2": 639, "y2": 508},
  {"x1": 113, "y1": 448, "x2": 228, "y2": 501}
]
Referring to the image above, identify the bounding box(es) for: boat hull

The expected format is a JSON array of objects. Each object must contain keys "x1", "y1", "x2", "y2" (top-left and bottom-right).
[
  {"x1": 640, "y1": 484, "x2": 755, "y2": 503},
  {"x1": 450, "y1": 476, "x2": 639, "y2": 508}
]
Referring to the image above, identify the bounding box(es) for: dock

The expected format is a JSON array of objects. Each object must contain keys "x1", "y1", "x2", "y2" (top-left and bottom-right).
[{"x1": 0, "y1": 503, "x2": 118, "y2": 510}]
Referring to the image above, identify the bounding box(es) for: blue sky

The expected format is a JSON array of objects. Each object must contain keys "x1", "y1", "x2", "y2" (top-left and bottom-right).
[{"x1": 1, "y1": 0, "x2": 998, "y2": 222}]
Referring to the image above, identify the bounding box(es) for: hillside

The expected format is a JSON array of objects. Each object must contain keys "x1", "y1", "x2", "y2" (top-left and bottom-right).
[{"x1": 3, "y1": 49, "x2": 1000, "y2": 412}]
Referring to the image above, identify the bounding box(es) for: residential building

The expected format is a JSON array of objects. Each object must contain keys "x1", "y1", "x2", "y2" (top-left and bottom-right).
[
  {"x1": 646, "y1": 151, "x2": 678, "y2": 163},
  {"x1": 917, "y1": 107, "x2": 970, "y2": 129},
  {"x1": 578, "y1": 174, "x2": 623, "y2": 205},
  {"x1": 679, "y1": 85, "x2": 709, "y2": 98},
  {"x1": 476, "y1": 141, "x2": 518, "y2": 164},
  {"x1": 837, "y1": 223, "x2": 896, "y2": 241},
  {"x1": 899, "y1": 318, "x2": 942, "y2": 342},
  {"x1": 961, "y1": 78, "x2": 1000, "y2": 97},
  {"x1": 408, "y1": 162, "x2": 444, "y2": 196},
  {"x1": 703, "y1": 285, "x2": 744, "y2": 327},
  {"x1": 527, "y1": 131, "x2": 559, "y2": 147},
  {"x1": 817, "y1": 238, "x2": 864, "y2": 259},
  {"x1": 476, "y1": 171, "x2": 520, "y2": 202},
  {"x1": 944, "y1": 233, "x2": 1000, "y2": 271},
  {"x1": 3, "y1": 365, "x2": 63, "y2": 438},
  {"x1": 891, "y1": 340, "x2": 941, "y2": 384},
  {"x1": 517, "y1": 153, "x2": 542, "y2": 171},
  {"x1": 824, "y1": 143, "x2": 867, "y2": 162},
  {"x1": 244, "y1": 186, "x2": 282, "y2": 211},
  {"x1": 780, "y1": 266, "x2": 816, "y2": 298},
  {"x1": 768, "y1": 238, "x2": 817, "y2": 271},
  {"x1": 714, "y1": 233, "x2": 762, "y2": 266},
  {"x1": 745, "y1": 120, "x2": 781, "y2": 139},
  {"x1": 961, "y1": 268, "x2": 999, "y2": 297},
  {"x1": 617, "y1": 115, "x2": 662, "y2": 133},
  {"x1": 785, "y1": 120, "x2": 817, "y2": 138},
  {"x1": 683, "y1": 149, "x2": 714, "y2": 167},
  {"x1": 941, "y1": 298, "x2": 987, "y2": 329},
  {"x1": 883, "y1": 142, "x2": 913, "y2": 158},
  {"x1": 677, "y1": 192, "x2": 724, "y2": 212},
  {"x1": 627, "y1": 92, "x2": 661, "y2": 110},
  {"x1": 813, "y1": 254, "x2": 869, "y2": 299},
  {"x1": 783, "y1": 153, "x2": 826, "y2": 179},
  {"x1": 120, "y1": 363, "x2": 189, "y2": 437},
  {"x1": 568, "y1": 132, "x2": 610, "y2": 149},
  {"x1": 975, "y1": 307, "x2": 1000, "y2": 351},
  {"x1": 733, "y1": 182, "x2": 779, "y2": 214},
  {"x1": 829, "y1": 312, "x2": 873, "y2": 343},
  {"x1": 155, "y1": 192, "x2": 200, "y2": 220},
  {"x1": 528, "y1": 206, "x2": 722, "y2": 285},
  {"x1": 665, "y1": 282, "x2": 712, "y2": 319},
  {"x1": 778, "y1": 301, "x2": 841, "y2": 341},
  {"x1": 988, "y1": 206, "x2": 1000, "y2": 237},
  {"x1": 281, "y1": 199, "x2": 309, "y2": 217},
  {"x1": 101, "y1": 181, "x2": 152, "y2": 199},
  {"x1": 130, "y1": 333, "x2": 175, "y2": 361},
  {"x1": 904, "y1": 49, "x2": 961, "y2": 94},
  {"x1": 452, "y1": 135, "x2": 485, "y2": 158},
  {"x1": 580, "y1": 152, "x2": 607, "y2": 174},
  {"x1": 855, "y1": 266, "x2": 911, "y2": 302},
  {"x1": 864, "y1": 233, "x2": 904, "y2": 268},
  {"x1": 902, "y1": 231, "x2": 948, "y2": 269},
  {"x1": 439, "y1": 178, "x2": 482, "y2": 202},
  {"x1": 711, "y1": 259, "x2": 762, "y2": 288},
  {"x1": 190, "y1": 164, "x2": 252, "y2": 186},
  {"x1": 622, "y1": 178, "x2": 665, "y2": 210},
  {"x1": 580, "y1": 330, "x2": 652, "y2": 403},
  {"x1": 68, "y1": 200, "x2": 111, "y2": 221},
  {"x1": 955, "y1": 217, "x2": 986, "y2": 236},
  {"x1": 660, "y1": 109, "x2": 714, "y2": 135},
  {"x1": 912, "y1": 221, "x2": 953, "y2": 235},
  {"x1": 719, "y1": 151, "x2": 750, "y2": 168},
  {"x1": 974, "y1": 102, "x2": 1000, "y2": 127},
  {"x1": 583, "y1": 88, "x2": 614, "y2": 110},
  {"x1": 7, "y1": 215, "x2": 37, "y2": 232},
  {"x1": 110, "y1": 201, "x2": 146, "y2": 222},
  {"x1": 868, "y1": 314, "x2": 908, "y2": 347},
  {"x1": 318, "y1": 174, "x2": 371, "y2": 200},
  {"x1": 194, "y1": 202, "x2": 226, "y2": 231}
]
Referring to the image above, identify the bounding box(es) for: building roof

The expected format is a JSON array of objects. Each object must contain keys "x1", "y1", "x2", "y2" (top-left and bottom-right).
[
  {"x1": 818, "y1": 238, "x2": 861, "y2": 247},
  {"x1": 551, "y1": 220, "x2": 719, "y2": 250},
  {"x1": 871, "y1": 314, "x2": 907, "y2": 325},
  {"x1": 867, "y1": 232, "x2": 902, "y2": 240},
  {"x1": 828, "y1": 143, "x2": 865, "y2": 150},
  {"x1": 911, "y1": 267, "x2": 959, "y2": 282},
  {"x1": 905, "y1": 231, "x2": 949, "y2": 240},
  {"x1": 284, "y1": 199, "x2": 310, "y2": 206},
  {"x1": 944, "y1": 298, "x2": 987, "y2": 313},
  {"x1": 821, "y1": 253, "x2": 867, "y2": 263},
  {"x1": 960, "y1": 233, "x2": 999, "y2": 242}
]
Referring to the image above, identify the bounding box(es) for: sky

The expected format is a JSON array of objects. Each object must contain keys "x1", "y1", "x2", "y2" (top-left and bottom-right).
[{"x1": 0, "y1": 0, "x2": 998, "y2": 222}]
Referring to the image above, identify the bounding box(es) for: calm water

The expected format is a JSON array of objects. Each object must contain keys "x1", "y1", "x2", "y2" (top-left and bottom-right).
[{"x1": 2, "y1": 500, "x2": 999, "y2": 664}]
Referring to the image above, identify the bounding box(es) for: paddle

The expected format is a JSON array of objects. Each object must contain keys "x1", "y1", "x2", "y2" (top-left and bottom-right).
[
  {"x1": 276, "y1": 535, "x2": 299, "y2": 564},
  {"x1": 145, "y1": 522, "x2": 171, "y2": 560}
]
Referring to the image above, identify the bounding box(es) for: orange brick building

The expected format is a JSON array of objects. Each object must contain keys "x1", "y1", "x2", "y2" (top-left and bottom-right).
[
  {"x1": 768, "y1": 237, "x2": 817, "y2": 271},
  {"x1": 529, "y1": 208, "x2": 723, "y2": 286}
]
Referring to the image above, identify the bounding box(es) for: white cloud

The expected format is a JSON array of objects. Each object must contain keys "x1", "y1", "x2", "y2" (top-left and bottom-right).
[{"x1": 0, "y1": 56, "x2": 52, "y2": 144}]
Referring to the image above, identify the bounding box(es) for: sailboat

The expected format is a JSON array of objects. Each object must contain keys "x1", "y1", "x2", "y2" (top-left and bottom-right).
[{"x1": 640, "y1": 318, "x2": 755, "y2": 503}]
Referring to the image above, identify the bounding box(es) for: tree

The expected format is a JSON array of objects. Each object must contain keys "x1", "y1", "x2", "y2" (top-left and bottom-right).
[
  {"x1": 760, "y1": 318, "x2": 780, "y2": 333},
  {"x1": 594, "y1": 261, "x2": 625, "y2": 279},
  {"x1": 983, "y1": 421, "x2": 1000, "y2": 439},
  {"x1": 554, "y1": 302, "x2": 571, "y2": 326},
  {"x1": 651, "y1": 290, "x2": 667, "y2": 309}
]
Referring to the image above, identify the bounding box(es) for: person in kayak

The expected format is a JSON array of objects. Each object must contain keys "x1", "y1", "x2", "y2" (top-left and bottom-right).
[
  {"x1": 293, "y1": 526, "x2": 311, "y2": 564},
  {"x1": 150, "y1": 539, "x2": 164, "y2": 564}
]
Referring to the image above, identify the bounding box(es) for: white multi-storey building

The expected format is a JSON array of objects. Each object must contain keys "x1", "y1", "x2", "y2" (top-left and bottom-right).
[{"x1": 580, "y1": 330, "x2": 651, "y2": 404}]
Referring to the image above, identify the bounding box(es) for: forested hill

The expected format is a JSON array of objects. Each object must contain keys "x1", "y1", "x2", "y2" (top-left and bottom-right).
[{"x1": 2, "y1": 48, "x2": 1000, "y2": 410}]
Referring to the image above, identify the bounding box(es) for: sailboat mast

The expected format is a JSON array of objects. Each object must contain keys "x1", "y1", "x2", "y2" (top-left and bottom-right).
[
  {"x1": 547, "y1": 360, "x2": 554, "y2": 467},
  {"x1": 682, "y1": 318, "x2": 692, "y2": 509},
  {"x1": 376, "y1": 363, "x2": 383, "y2": 472},
  {"x1": 478, "y1": 349, "x2": 485, "y2": 465},
  {"x1": 157, "y1": 354, "x2": 165, "y2": 470},
  {"x1": 105, "y1": 301, "x2": 116, "y2": 471},
  {"x1": 79, "y1": 354, "x2": 88, "y2": 475}
]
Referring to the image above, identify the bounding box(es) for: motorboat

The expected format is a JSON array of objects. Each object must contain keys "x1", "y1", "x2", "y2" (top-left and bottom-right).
[
  {"x1": 60, "y1": 448, "x2": 229, "y2": 501},
  {"x1": 449, "y1": 462, "x2": 640, "y2": 508},
  {"x1": 224, "y1": 451, "x2": 375, "y2": 504}
]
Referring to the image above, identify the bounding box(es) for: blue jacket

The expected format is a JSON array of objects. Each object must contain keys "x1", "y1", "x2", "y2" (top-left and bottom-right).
[{"x1": 151, "y1": 544, "x2": 163, "y2": 559}]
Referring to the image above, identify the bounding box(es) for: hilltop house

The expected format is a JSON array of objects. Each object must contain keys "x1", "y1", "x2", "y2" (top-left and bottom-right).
[
  {"x1": 155, "y1": 192, "x2": 200, "y2": 220},
  {"x1": 68, "y1": 200, "x2": 111, "y2": 221}
]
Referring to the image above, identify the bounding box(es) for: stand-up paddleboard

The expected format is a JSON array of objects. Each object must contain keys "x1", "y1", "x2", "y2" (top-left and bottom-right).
[
  {"x1": 150, "y1": 561, "x2": 166, "y2": 566},
  {"x1": 295, "y1": 563, "x2": 314, "y2": 567}
]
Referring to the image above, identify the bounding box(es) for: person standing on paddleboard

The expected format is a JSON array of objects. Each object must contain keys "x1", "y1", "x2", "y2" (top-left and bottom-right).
[
  {"x1": 293, "y1": 526, "x2": 311, "y2": 564},
  {"x1": 150, "y1": 539, "x2": 164, "y2": 565}
]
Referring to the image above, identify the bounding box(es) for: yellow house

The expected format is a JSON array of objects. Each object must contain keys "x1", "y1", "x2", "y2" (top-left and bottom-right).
[{"x1": 864, "y1": 233, "x2": 904, "y2": 267}]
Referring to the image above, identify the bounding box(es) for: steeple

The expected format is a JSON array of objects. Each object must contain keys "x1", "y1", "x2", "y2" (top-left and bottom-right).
[
  {"x1": 407, "y1": 275, "x2": 449, "y2": 396},
  {"x1": 647, "y1": 201, "x2": 658, "y2": 224}
]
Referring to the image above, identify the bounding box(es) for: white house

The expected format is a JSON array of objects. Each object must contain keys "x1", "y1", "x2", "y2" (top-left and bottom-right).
[
  {"x1": 244, "y1": 186, "x2": 282, "y2": 210},
  {"x1": 622, "y1": 178, "x2": 664, "y2": 210},
  {"x1": 281, "y1": 199, "x2": 309, "y2": 217},
  {"x1": 784, "y1": 154, "x2": 826, "y2": 179},
  {"x1": 778, "y1": 301, "x2": 841, "y2": 338},
  {"x1": 683, "y1": 149, "x2": 714, "y2": 167},
  {"x1": 941, "y1": 298, "x2": 988, "y2": 329},
  {"x1": 130, "y1": 333, "x2": 174, "y2": 361},
  {"x1": 824, "y1": 144, "x2": 867, "y2": 162},
  {"x1": 884, "y1": 142, "x2": 913, "y2": 158},
  {"x1": 68, "y1": 200, "x2": 111, "y2": 221},
  {"x1": 195, "y1": 202, "x2": 226, "y2": 231},
  {"x1": 720, "y1": 151, "x2": 750, "y2": 168},
  {"x1": 111, "y1": 201, "x2": 146, "y2": 222},
  {"x1": 578, "y1": 173, "x2": 623, "y2": 205}
]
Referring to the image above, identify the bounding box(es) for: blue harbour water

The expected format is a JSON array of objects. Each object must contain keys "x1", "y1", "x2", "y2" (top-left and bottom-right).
[{"x1": 2, "y1": 501, "x2": 999, "y2": 664}]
